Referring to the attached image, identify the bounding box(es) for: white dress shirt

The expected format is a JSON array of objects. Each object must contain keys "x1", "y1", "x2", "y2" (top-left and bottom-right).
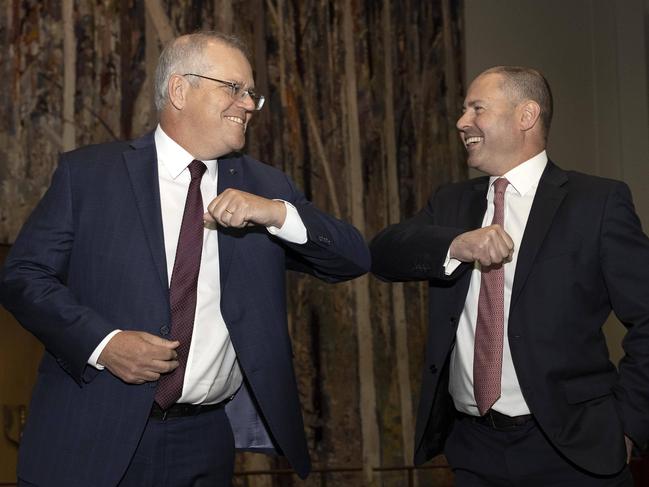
[
  {"x1": 89, "y1": 125, "x2": 307, "y2": 405},
  {"x1": 447, "y1": 151, "x2": 548, "y2": 416}
]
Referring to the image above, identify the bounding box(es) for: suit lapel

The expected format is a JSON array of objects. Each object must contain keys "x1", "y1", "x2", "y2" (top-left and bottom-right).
[
  {"x1": 123, "y1": 133, "x2": 169, "y2": 297},
  {"x1": 217, "y1": 154, "x2": 244, "y2": 289},
  {"x1": 460, "y1": 178, "x2": 489, "y2": 229},
  {"x1": 452, "y1": 178, "x2": 489, "y2": 313},
  {"x1": 510, "y1": 161, "x2": 568, "y2": 308}
]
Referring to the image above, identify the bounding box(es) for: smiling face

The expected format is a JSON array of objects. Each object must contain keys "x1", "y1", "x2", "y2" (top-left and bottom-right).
[
  {"x1": 166, "y1": 40, "x2": 257, "y2": 160},
  {"x1": 456, "y1": 73, "x2": 526, "y2": 176}
]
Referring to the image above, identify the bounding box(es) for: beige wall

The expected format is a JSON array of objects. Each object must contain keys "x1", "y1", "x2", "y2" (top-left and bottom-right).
[{"x1": 463, "y1": 0, "x2": 649, "y2": 363}]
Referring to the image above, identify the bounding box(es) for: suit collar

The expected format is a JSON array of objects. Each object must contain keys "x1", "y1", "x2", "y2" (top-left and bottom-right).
[
  {"x1": 129, "y1": 131, "x2": 155, "y2": 150},
  {"x1": 510, "y1": 160, "x2": 568, "y2": 308}
]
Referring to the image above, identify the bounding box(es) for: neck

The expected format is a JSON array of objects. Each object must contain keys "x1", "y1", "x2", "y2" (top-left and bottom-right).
[
  {"x1": 494, "y1": 145, "x2": 545, "y2": 176},
  {"x1": 159, "y1": 118, "x2": 202, "y2": 159}
]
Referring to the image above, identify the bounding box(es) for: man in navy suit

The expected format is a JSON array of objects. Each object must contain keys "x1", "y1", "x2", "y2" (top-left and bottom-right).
[
  {"x1": 371, "y1": 66, "x2": 649, "y2": 485},
  {"x1": 0, "y1": 31, "x2": 370, "y2": 486}
]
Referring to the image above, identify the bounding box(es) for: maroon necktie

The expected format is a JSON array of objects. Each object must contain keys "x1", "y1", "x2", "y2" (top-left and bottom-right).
[
  {"x1": 473, "y1": 177, "x2": 509, "y2": 415},
  {"x1": 155, "y1": 159, "x2": 206, "y2": 409}
]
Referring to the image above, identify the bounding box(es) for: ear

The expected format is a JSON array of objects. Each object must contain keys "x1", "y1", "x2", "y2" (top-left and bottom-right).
[
  {"x1": 519, "y1": 100, "x2": 541, "y2": 132},
  {"x1": 168, "y1": 74, "x2": 189, "y2": 110}
]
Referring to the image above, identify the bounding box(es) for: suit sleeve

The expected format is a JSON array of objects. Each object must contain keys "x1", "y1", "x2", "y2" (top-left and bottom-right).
[
  {"x1": 278, "y1": 174, "x2": 370, "y2": 282},
  {"x1": 601, "y1": 182, "x2": 649, "y2": 450},
  {"x1": 0, "y1": 158, "x2": 114, "y2": 384},
  {"x1": 370, "y1": 189, "x2": 470, "y2": 282}
]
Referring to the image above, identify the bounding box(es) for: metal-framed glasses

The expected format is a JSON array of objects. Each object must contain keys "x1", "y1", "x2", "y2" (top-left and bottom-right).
[{"x1": 183, "y1": 73, "x2": 265, "y2": 111}]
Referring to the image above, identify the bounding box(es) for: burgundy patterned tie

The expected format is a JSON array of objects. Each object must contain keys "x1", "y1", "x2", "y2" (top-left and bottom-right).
[
  {"x1": 155, "y1": 159, "x2": 206, "y2": 409},
  {"x1": 473, "y1": 177, "x2": 509, "y2": 415}
]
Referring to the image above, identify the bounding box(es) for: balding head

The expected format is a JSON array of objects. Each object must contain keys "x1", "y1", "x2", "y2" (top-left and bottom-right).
[{"x1": 481, "y1": 66, "x2": 553, "y2": 141}]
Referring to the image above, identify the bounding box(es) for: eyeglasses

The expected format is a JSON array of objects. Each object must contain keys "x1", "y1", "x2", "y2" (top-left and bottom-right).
[{"x1": 183, "y1": 73, "x2": 265, "y2": 111}]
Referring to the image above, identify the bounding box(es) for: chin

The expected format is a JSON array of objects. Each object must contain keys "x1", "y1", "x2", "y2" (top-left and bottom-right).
[
  {"x1": 466, "y1": 157, "x2": 481, "y2": 170},
  {"x1": 232, "y1": 134, "x2": 246, "y2": 147},
  {"x1": 466, "y1": 158, "x2": 490, "y2": 175}
]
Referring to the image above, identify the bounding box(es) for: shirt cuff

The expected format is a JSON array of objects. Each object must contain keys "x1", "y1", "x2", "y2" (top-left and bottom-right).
[
  {"x1": 444, "y1": 250, "x2": 462, "y2": 276},
  {"x1": 266, "y1": 201, "x2": 308, "y2": 244},
  {"x1": 88, "y1": 330, "x2": 122, "y2": 370}
]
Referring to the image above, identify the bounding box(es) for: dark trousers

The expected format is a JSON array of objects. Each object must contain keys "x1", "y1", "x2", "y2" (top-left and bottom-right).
[
  {"x1": 444, "y1": 415, "x2": 633, "y2": 487},
  {"x1": 117, "y1": 406, "x2": 235, "y2": 487}
]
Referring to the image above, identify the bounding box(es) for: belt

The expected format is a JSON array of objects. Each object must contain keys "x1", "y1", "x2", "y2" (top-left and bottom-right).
[
  {"x1": 150, "y1": 399, "x2": 230, "y2": 421},
  {"x1": 457, "y1": 409, "x2": 534, "y2": 430}
]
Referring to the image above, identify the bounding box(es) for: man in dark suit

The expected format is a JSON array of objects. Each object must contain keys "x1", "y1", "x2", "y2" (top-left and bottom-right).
[
  {"x1": 371, "y1": 66, "x2": 649, "y2": 486},
  {"x1": 0, "y1": 31, "x2": 369, "y2": 487}
]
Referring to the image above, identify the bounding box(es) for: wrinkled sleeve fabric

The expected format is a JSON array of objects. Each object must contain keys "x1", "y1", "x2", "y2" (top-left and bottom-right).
[
  {"x1": 370, "y1": 188, "x2": 469, "y2": 283},
  {"x1": 278, "y1": 174, "x2": 370, "y2": 282},
  {"x1": 0, "y1": 157, "x2": 114, "y2": 384}
]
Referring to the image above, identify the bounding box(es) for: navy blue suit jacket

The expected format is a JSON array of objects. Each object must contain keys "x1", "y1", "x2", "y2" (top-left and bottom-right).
[
  {"x1": 0, "y1": 133, "x2": 370, "y2": 486},
  {"x1": 371, "y1": 162, "x2": 649, "y2": 475}
]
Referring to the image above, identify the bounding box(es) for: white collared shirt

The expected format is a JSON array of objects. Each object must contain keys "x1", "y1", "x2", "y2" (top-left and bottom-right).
[
  {"x1": 447, "y1": 150, "x2": 548, "y2": 416},
  {"x1": 89, "y1": 125, "x2": 307, "y2": 404}
]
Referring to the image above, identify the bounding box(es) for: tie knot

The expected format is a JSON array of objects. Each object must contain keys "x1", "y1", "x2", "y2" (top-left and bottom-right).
[
  {"x1": 493, "y1": 177, "x2": 509, "y2": 195},
  {"x1": 188, "y1": 160, "x2": 207, "y2": 180}
]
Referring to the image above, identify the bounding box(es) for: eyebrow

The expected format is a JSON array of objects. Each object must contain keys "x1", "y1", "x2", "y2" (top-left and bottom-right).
[
  {"x1": 465, "y1": 99, "x2": 485, "y2": 107},
  {"x1": 235, "y1": 81, "x2": 258, "y2": 92}
]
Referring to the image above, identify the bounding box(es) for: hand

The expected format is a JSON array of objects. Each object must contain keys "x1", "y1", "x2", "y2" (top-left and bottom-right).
[
  {"x1": 204, "y1": 189, "x2": 287, "y2": 229},
  {"x1": 449, "y1": 224, "x2": 514, "y2": 266},
  {"x1": 625, "y1": 435, "x2": 634, "y2": 464},
  {"x1": 98, "y1": 331, "x2": 179, "y2": 384}
]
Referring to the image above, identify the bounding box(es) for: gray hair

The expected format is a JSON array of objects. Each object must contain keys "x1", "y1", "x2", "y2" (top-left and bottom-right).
[
  {"x1": 482, "y1": 66, "x2": 554, "y2": 140},
  {"x1": 154, "y1": 31, "x2": 249, "y2": 111}
]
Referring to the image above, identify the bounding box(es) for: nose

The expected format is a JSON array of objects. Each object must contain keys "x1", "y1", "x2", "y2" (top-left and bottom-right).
[
  {"x1": 456, "y1": 111, "x2": 470, "y2": 131},
  {"x1": 238, "y1": 92, "x2": 257, "y2": 111}
]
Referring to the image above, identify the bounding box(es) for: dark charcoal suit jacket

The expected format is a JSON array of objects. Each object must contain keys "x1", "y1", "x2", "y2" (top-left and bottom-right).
[
  {"x1": 371, "y1": 161, "x2": 649, "y2": 475},
  {"x1": 0, "y1": 132, "x2": 370, "y2": 487}
]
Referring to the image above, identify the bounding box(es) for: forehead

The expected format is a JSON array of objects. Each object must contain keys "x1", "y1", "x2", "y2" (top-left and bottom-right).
[
  {"x1": 202, "y1": 41, "x2": 253, "y2": 82},
  {"x1": 464, "y1": 73, "x2": 507, "y2": 104}
]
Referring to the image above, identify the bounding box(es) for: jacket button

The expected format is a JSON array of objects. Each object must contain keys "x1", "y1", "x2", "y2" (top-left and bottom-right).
[
  {"x1": 449, "y1": 316, "x2": 456, "y2": 325},
  {"x1": 160, "y1": 325, "x2": 170, "y2": 336},
  {"x1": 429, "y1": 364, "x2": 437, "y2": 374}
]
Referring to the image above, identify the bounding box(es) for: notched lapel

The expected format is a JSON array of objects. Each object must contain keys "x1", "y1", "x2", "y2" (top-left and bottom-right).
[
  {"x1": 511, "y1": 162, "x2": 568, "y2": 309},
  {"x1": 123, "y1": 137, "x2": 169, "y2": 297},
  {"x1": 217, "y1": 154, "x2": 245, "y2": 289}
]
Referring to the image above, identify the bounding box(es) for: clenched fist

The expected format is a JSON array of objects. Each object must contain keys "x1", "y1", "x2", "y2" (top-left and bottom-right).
[
  {"x1": 450, "y1": 224, "x2": 514, "y2": 267},
  {"x1": 204, "y1": 189, "x2": 286, "y2": 229}
]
